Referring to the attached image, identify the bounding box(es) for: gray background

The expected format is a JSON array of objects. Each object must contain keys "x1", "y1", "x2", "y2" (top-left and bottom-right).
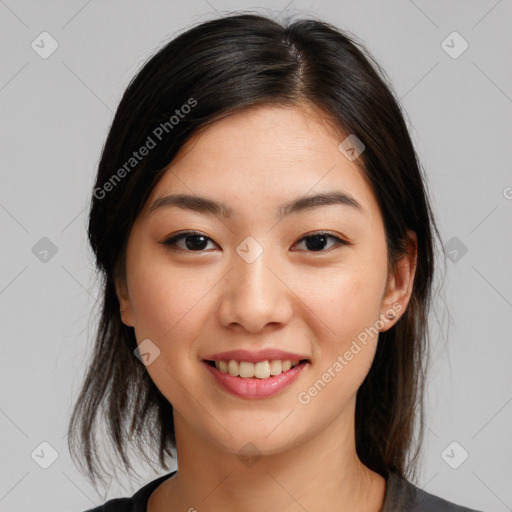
[{"x1": 1, "y1": 0, "x2": 511, "y2": 511}]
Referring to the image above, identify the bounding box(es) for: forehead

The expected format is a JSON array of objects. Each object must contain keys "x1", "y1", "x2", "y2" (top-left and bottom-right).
[{"x1": 143, "y1": 105, "x2": 380, "y2": 223}]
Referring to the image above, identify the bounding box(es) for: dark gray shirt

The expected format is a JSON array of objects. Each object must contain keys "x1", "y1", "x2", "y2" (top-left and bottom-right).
[{"x1": 84, "y1": 470, "x2": 484, "y2": 511}]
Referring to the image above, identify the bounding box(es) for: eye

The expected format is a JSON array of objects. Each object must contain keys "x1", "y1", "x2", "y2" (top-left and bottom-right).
[
  {"x1": 161, "y1": 231, "x2": 218, "y2": 252},
  {"x1": 292, "y1": 232, "x2": 349, "y2": 252},
  {"x1": 161, "y1": 230, "x2": 349, "y2": 253}
]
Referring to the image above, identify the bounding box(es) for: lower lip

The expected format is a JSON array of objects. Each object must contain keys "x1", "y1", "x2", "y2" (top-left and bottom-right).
[{"x1": 203, "y1": 361, "x2": 308, "y2": 399}]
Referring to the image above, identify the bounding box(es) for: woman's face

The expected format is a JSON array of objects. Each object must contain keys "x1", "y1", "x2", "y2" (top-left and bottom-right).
[{"x1": 117, "y1": 104, "x2": 415, "y2": 457}]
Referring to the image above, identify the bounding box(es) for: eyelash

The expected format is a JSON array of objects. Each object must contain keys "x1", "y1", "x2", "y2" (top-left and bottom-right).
[{"x1": 160, "y1": 231, "x2": 350, "y2": 253}]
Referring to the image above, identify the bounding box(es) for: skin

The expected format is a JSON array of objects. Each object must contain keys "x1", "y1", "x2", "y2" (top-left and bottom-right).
[{"x1": 116, "y1": 103, "x2": 417, "y2": 512}]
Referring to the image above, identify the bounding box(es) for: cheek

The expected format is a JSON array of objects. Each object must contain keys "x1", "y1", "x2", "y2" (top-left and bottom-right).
[
  {"x1": 293, "y1": 254, "x2": 387, "y2": 407},
  {"x1": 126, "y1": 244, "x2": 213, "y2": 342},
  {"x1": 295, "y1": 271, "x2": 382, "y2": 416},
  {"x1": 299, "y1": 262, "x2": 387, "y2": 347},
  {"x1": 125, "y1": 258, "x2": 214, "y2": 407}
]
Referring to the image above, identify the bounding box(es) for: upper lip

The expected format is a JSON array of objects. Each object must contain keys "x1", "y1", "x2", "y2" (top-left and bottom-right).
[{"x1": 203, "y1": 349, "x2": 310, "y2": 363}]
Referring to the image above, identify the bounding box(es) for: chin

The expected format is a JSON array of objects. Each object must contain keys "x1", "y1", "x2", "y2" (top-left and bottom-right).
[{"x1": 203, "y1": 420, "x2": 307, "y2": 458}]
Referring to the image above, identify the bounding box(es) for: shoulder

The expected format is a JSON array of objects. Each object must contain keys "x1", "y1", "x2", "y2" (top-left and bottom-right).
[
  {"x1": 81, "y1": 470, "x2": 177, "y2": 512},
  {"x1": 82, "y1": 497, "x2": 131, "y2": 512},
  {"x1": 384, "y1": 471, "x2": 484, "y2": 512},
  {"x1": 412, "y1": 484, "x2": 483, "y2": 512}
]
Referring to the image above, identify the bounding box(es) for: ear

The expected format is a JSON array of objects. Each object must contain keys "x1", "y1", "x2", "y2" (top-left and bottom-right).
[
  {"x1": 379, "y1": 230, "x2": 417, "y2": 332},
  {"x1": 115, "y1": 277, "x2": 134, "y2": 327}
]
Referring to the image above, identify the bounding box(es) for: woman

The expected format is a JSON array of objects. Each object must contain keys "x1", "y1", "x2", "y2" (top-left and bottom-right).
[{"x1": 69, "y1": 12, "x2": 484, "y2": 512}]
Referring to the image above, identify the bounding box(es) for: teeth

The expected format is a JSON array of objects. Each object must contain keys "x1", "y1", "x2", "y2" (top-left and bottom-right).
[
  {"x1": 239, "y1": 361, "x2": 254, "y2": 378},
  {"x1": 269, "y1": 360, "x2": 282, "y2": 375},
  {"x1": 254, "y1": 361, "x2": 270, "y2": 379},
  {"x1": 213, "y1": 359, "x2": 302, "y2": 379},
  {"x1": 228, "y1": 360, "x2": 238, "y2": 377}
]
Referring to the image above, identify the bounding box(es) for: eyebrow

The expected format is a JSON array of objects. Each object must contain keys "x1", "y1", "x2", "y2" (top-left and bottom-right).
[{"x1": 147, "y1": 190, "x2": 364, "y2": 219}]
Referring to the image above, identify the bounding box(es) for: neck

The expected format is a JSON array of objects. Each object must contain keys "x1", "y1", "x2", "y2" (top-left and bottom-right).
[{"x1": 151, "y1": 400, "x2": 386, "y2": 512}]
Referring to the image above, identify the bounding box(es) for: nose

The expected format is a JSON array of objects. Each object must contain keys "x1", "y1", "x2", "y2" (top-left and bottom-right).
[{"x1": 217, "y1": 246, "x2": 293, "y2": 333}]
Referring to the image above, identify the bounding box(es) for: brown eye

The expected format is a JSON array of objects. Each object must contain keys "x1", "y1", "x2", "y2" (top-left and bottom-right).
[
  {"x1": 161, "y1": 232, "x2": 218, "y2": 251},
  {"x1": 292, "y1": 232, "x2": 348, "y2": 252}
]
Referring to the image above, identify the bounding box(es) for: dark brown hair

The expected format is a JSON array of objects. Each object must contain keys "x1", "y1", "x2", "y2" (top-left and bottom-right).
[{"x1": 68, "y1": 11, "x2": 445, "y2": 491}]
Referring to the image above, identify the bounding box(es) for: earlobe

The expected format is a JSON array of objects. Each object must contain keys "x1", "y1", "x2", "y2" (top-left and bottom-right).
[
  {"x1": 379, "y1": 230, "x2": 417, "y2": 332},
  {"x1": 119, "y1": 302, "x2": 134, "y2": 327},
  {"x1": 115, "y1": 279, "x2": 134, "y2": 327}
]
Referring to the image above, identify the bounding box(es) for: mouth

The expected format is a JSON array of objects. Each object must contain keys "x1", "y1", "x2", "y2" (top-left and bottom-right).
[
  {"x1": 202, "y1": 357, "x2": 310, "y2": 399},
  {"x1": 203, "y1": 358, "x2": 309, "y2": 379}
]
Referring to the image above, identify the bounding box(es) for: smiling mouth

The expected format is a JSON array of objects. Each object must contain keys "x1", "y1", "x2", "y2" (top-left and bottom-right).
[{"x1": 204, "y1": 359, "x2": 309, "y2": 379}]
